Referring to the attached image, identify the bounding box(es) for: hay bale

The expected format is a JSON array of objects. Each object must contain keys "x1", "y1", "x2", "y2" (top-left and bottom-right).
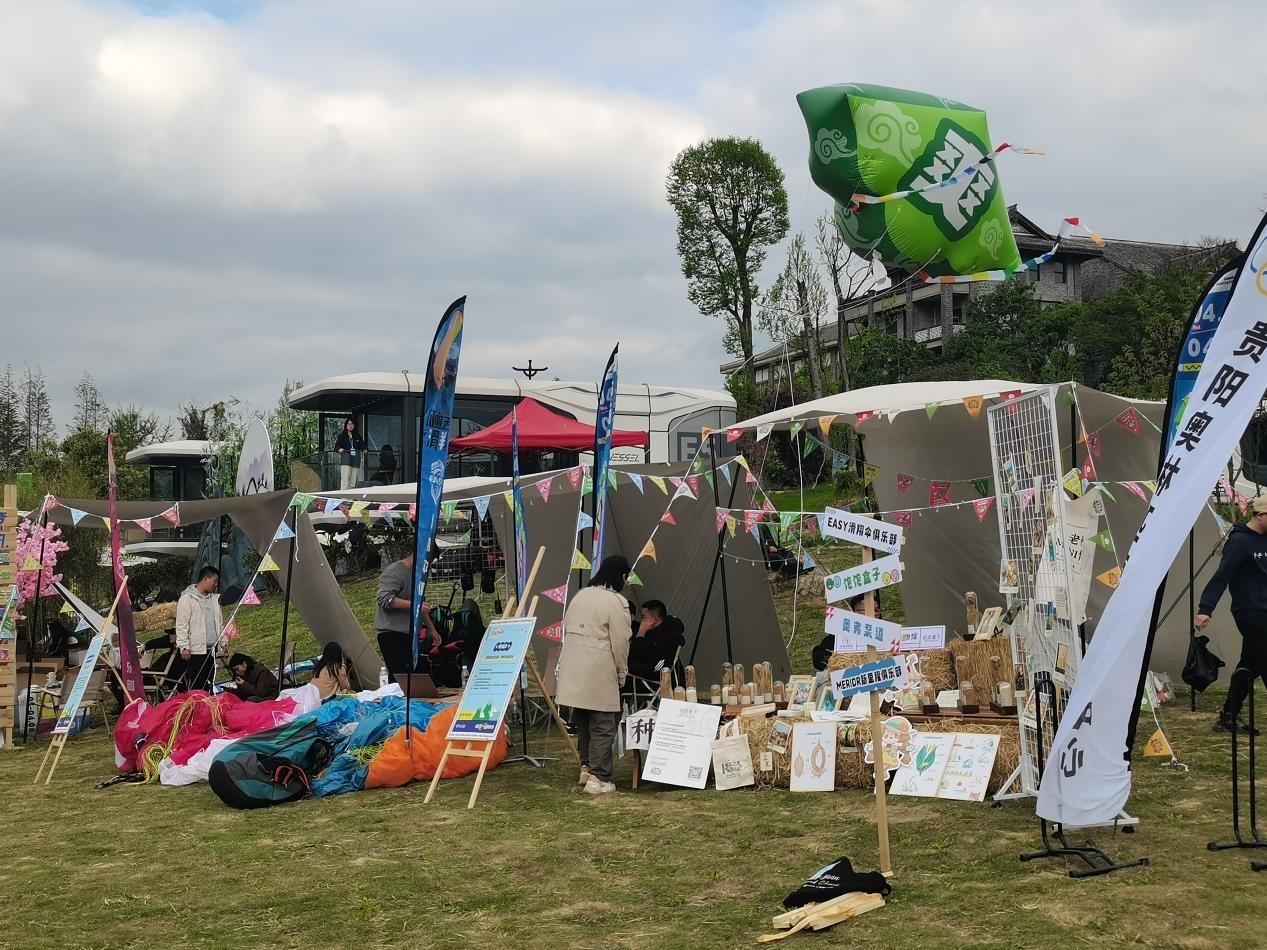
[
  {"x1": 947, "y1": 639, "x2": 1016, "y2": 696},
  {"x1": 843, "y1": 716, "x2": 1020, "y2": 795},
  {"x1": 134, "y1": 600, "x2": 178, "y2": 633},
  {"x1": 827, "y1": 648, "x2": 955, "y2": 692}
]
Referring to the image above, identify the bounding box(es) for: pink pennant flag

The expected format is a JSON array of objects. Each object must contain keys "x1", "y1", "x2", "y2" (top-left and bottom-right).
[
  {"x1": 744, "y1": 509, "x2": 764, "y2": 532},
  {"x1": 135, "y1": 517, "x2": 152, "y2": 534},
  {"x1": 715, "y1": 509, "x2": 729, "y2": 534},
  {"x1": 1019, "y1": 487, "x2": 1036, "y2": 511},
  {"x1": 999, "y1": 389, "x2": 1022, "y2": 414},
  {"x1": 725, "y1": 427, "x2": 743, "y2": 443},
  {"x1": 535, "y1": 478, "x2": 553, "y2": 503},
  {"x1": 567, "y1": 467, "x2": 583, "y2": 490},
  {"x1": 686, "y1": 475, "x2": 702, "y2": 496},
  {"x1": 408, "y1": 503, "x2": 417, "y2": 521},
  {"x1": 1120, "y1": 480, "x2": 1148, "y2": 502},
  {"x1": 744, "y1": 470, "x2": 757, "y2": 485},
  {"x1": 1087, "y1": 432, "x2": 1102, "y2": 460},
  {"x1": 660, "y1": 510, "x2": 677, "y2": 526},
  {"x1": 896, "y1": 473, "x2": 915, "y2": 496},
  {"x1": 42, "y1": 495, "x2": 58, "y2": 513},
  {"x1": 854, "y1": 410, "x2": 876, "y2": 427},
  {"x1": 222, "y1": 618, "x2": 240, "y2": 640},
  {"x1": 240, "y1": 586, "x2": 261, "y2": 606},
  {"x1": 973, "y1": 497, "x2": 995, "y2": 522},
  {"x1": 892, "y1": 511, "x2": 913, "y2": 530},
  {"x1": 929, "y1": 480, "x2": 952, "y2": 507},
  {"x1": 538, "y1": 621, "x2": 564, "y2": 642},
  {"x1": 160, "y1": 505, "x2": 180, "y2": 526},
  {"x1": 1114, "y1": 408, "x2": 1141, "y2": 435},
  {"x1": 669, "y1": 477, "x2": 683, "y2": 490},
  {"x1": 761, "y1": 497, "x2": 776, "y2": 514},
  {"x1": 375, "y1": 503, "x2": 397, "y2": 516},
  {"x1": 542, "y1": 584, "x2": 568, "y2": 605},
  {"x1": 1081, "y1": 455, "x2": 1097, "y2": 482}
]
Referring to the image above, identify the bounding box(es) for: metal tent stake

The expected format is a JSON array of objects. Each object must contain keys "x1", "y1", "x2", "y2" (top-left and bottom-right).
[
  {"x1": 1208, "y1": 681, "x2": 1267, "y2": 862},
  {"x1": 1019, "y1": 673, "x2": 1148, "y2": 878}
]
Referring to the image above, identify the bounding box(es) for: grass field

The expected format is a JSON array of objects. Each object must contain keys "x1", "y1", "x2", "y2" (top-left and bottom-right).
[{"x1": 5, "y1": 517, "x2": 1267, "y2": 948}]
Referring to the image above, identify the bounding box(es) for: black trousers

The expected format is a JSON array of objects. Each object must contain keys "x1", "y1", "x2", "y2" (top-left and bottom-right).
[
  {"x1": 1225, "y1": 610, "x2": 1267, "y2": 719},
  {"x1": 377, "y1": 630, "x2": 415, "y2": 675},
  {"x1": 181, "y1": 653, "x2": 215, "y2": 693}
]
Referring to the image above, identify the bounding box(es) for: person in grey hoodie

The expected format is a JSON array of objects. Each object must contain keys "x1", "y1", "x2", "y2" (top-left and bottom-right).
[
  {"x1": 375, "y1": 549, "x2": 440, "y2": 674},
  {"x1": 176, "y1": 566, "x2": 224, "y2": 692},
  {"x1": 1196, "y1": 496, "x2": 1267, "y2": 733}
]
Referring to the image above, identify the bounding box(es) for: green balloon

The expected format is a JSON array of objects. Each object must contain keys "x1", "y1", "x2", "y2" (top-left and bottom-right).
[{"x1": 797, "y1": 84, "x2": 1022, "y2": 278}]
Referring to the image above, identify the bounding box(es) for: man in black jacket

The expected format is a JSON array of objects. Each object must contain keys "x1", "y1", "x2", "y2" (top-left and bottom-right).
[
  {"x1": 1196, "y1": 497, "x2": 1267, "y2": 733},
  {"x1": 627, "y1": 600, "x2": 685, "y2": 684}
]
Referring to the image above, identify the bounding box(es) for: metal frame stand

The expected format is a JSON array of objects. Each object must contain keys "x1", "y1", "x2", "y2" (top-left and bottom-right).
[
  {"x1": 1019, "y1": 673, "x2": 1149, "y2": 878},
  {"x1": 502, "y1": 670, "x2": 555, "y2": 768},
  {"x1": 1208, "y1": 681, "x2": 1267, "y2": 864}
]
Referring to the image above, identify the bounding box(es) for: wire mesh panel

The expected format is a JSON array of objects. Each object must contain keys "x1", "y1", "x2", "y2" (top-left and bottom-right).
[{"x1": 987, "y1": 389, "x2": 1080, "y2": 796}]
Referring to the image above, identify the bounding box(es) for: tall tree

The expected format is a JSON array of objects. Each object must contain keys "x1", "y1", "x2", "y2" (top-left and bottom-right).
[
  {"x1": 0, "y1": 365, "x2": 25, "y2": 474},
  {"x1": 71, "y1": 372, "x2": 108, "y2": 433},
  {"x1": 758, "y1": 233, "x2": 830, "y2": 399},
  {"x1": 20, "y1": 365, "x2": 56, "y2": 453},
  {"x1": 815, "y1": 212, "x2": 881, "y2": 390},
  {"x1": 666, "y1": 137, "x2": 789, "y2": 385},
  {"x1": 269, "y1": 379, "x2": 319, "y2": 490}
]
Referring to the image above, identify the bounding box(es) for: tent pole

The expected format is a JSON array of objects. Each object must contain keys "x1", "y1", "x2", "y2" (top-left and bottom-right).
[
  {"x1": 277, "y1": 507, "x2": 298, "y2": 693},
  {"x1": 1070, "y1": 398, "x2": 1088, "y2": 654},
  {"x1": 22, "y1": 509, "x2": 50, "y2": 743},
  {"x1": 687, "y1": 437, "x2": 739, "y2": 668},
  {"x1": 1189, "y1": 532, "x2": 1197, "y2": 712},
  {"x1": 711, "y1": 433, "x2": 735, "y2": 665}
]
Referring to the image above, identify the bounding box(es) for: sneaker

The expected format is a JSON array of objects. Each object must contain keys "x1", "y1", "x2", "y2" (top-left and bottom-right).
[
  {"x1": 583, "y1": 778, "x2": 616, "y2": 795},
  {"x1": 1214, "y1": 714, "x2": 1261, "y2": 736}
]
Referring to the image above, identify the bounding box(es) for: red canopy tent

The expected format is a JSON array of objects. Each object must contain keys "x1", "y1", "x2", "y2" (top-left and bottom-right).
[{"x1": 449, "y1": 397, "x2": 648, "y2": 453}]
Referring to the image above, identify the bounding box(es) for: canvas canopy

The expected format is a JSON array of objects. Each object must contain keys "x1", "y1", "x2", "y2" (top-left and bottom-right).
[
  {"x1": 737, "y1": 380, "x2": 1233, "y2": 681},
  {"x1": 45, "y1": 491, "x2": 380, "y2": 688},
  {"x1": 449, "y1": 397, "x2": 648, "y2": 453}
]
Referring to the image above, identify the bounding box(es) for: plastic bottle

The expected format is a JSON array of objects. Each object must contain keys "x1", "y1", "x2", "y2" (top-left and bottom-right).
[
  {"x1": 461, "y1": 664, "x2": 470, "y2": 686},
  {"x1": 378, "y1": 665, "x2": 388, "y2": 688}
]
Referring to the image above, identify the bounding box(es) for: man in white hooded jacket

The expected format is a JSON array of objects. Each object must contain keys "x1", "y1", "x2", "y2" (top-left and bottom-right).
[{"x1": 176, "y1": 566, "x2": 224, "y2": 692}]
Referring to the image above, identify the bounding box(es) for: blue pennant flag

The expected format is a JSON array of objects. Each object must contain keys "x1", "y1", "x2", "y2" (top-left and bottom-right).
[
  {"x1": 274, "y1": 521, "x2": 296, "y2": 542},
  {"x1": 473, "y1": 494, "x2": 490, "y2": 521},
  {"x1": 576, "y1": 510, "x2": 594, "y2": 532},
  {"x1": 323, "y1": 497, "x2": 342, "y2": 515},
  {"x1": 628, "y1": 473, "x2": 644, "y2": 493},
  {"x1": 69, "y1": 508, "x2": 87, "y2": 526}
]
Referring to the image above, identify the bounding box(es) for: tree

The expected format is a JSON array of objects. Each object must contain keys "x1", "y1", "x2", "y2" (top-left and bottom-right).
[
  {"x1": 843, "y1": 325, "x2": 937, "y2": 390},
  {"x1": 269, "y1": 380, "x2": 319, "y2": 490},
  {"x1": 666, "y1": 137, "x2": 789, "y2": 386},
  {"x1": 816, "y1": 212, "x2": 881, "y2": 389},
  {"x1": 758, "y1": 233, "x2": 830, "y2": 399},
  {"x1": 70, "y1": 373, "x2": 109, "y2": 433},
  {"x1": 177, "y1": 401, "x2": 211, "y2": 440},
  {"x1": 20, "y1": 365, "x2": 56, "y2": 453},
  {"x1": 0, "y1": 365, "x2": 25, "y2": 475}
]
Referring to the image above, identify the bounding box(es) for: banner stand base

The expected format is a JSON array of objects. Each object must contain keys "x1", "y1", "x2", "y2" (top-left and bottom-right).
[
  {"x1": 1207, "y1": 688, "x2": 1267, "y2": 860},
  {"x1": 1021, "y1": 819, "x2": 1149, "y2": 879}
]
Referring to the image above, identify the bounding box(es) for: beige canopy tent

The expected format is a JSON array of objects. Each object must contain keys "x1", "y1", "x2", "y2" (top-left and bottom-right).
[
  {"x1": 45, "y1": 491, "x2": 381, "y2": 688},
  {"x1": 737, "y1": 379, "x2": 1233, "y2": 681}
]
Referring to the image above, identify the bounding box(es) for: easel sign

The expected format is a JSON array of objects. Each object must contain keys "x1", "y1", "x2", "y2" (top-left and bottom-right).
[
  {"x1": 447, "y1": 616, "x2": 537, "y2": 742},
  {"x1": 52, "y1": 630, "x2": 107, "y2": 735}
]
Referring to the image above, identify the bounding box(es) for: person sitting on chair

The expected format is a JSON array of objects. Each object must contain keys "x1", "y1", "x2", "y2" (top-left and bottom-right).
[
  {"x1": 226, "y1": 653, "x2": 279, "y2": 702},
  {"x1": 627, "y1": 599, "x2": 685, "y2": 684},
  {"x1": 766, "y1": 542, "x2": 809, "y2": 580},
  {"x1": 371, "y1": 444, "x2": 398, "y2": 484}
]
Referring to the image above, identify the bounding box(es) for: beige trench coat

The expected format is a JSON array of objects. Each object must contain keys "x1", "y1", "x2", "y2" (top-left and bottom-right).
[{"x1": 555, "y1": 586, "x2": 632, "y2": 712}]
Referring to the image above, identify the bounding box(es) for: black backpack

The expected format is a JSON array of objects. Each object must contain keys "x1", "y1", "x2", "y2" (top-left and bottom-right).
[{"x1": 207, "y1": 719, "x2": 333, "y2": 810}]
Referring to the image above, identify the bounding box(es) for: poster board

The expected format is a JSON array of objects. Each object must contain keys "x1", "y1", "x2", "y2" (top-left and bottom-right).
[
  {"x1": 641, "y1": 699, "x2": 722, "y2": 789},
  {"x1": 822, "y1": 507, "x2": 904, "y2": 554},
  {"x1": 447, "y1": 616, "x2": 536, "y2": 742},
  {"x1": 890, "y1": 732, "x2": 955, "y2": 798},
  {"x1": 52, "y1": 632, "x2": 106, "y2": 735},
  {"x1": 936, "y1": 733, "x2": 1001, "y2": 802},
  {"x1": 790, "y1": 722, "x2": 837, "y2": 792}
]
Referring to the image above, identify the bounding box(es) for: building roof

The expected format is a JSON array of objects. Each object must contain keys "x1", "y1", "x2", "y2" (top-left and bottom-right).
[{"x1": 125, "y1": 440, "x2": 212, "y2": 465}]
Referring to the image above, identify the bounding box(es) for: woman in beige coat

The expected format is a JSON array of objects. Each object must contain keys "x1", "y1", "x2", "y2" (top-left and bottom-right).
[{"x1": 556, "y1": 555, "x2": 632, "y2": 795}]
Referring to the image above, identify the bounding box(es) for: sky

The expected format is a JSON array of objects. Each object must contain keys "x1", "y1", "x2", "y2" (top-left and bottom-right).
[{"x1": 2, "y1": 0, "x2": 1265, "y2": 431}]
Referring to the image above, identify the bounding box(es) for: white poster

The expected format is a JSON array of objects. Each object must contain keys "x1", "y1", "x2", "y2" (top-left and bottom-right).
[
  {"x1": 624, "y1": 709, "x2": 656, "y2": 752},
  {"x1": 1037, "y1": 486, "x2": 1102, "y2": 624},
  {"x1": 891, "y1": 732, "x2": 956, "y2": 798},
  {"x1": 899, "y1": 625, "x2": 947, "y2": 651},
  {"x1": 790, "y1": 722, "x2": 836, "y2": 792},
  {"x1": 822, "y1": 507, "x2": 904, "y2": 554},
  {"x1": 641, "y1": 699, "x2": 722, "y2": 789},
  {"x1": 937, "y1": 733, "x2": 1001, "y2": 802},
  {"x1": 825, "y1": 606, "x2": 903, "y2": 652},
  {"x1": 1040, "y1": 228, "x2": 1267, "y2": 828},
  {"x1": 823, "y1": 553, "x2": 903, "y2": 603}
]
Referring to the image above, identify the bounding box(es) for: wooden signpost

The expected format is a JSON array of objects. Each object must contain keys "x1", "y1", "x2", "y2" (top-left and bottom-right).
[
  {"x1": 34, "y1": 576, "x2": 131, "y2": 785},
  {"x1": 861, "y1": 547, "x2": 892, "y2": 875},
  {"x1": 0, "y1": 485, "x2": 18, "y2": 748},
  {"x1": 425, "y1": 547, "x2": 577, "y2": 810}
]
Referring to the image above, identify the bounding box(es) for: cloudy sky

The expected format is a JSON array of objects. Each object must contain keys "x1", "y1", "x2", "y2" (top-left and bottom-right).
[{"x1": 2, "y1": 0, "x2": 1264, "y2": 431}]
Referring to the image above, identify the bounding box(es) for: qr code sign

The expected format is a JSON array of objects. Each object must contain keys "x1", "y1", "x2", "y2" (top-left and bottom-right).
[{"x1": 687, "y1": 765, "x2": 703, "y2": 781}]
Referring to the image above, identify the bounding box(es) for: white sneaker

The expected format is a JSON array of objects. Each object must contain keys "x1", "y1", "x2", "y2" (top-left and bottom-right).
[{"x1": 583, "y1": 777, "x2": 616, "y2": 795}]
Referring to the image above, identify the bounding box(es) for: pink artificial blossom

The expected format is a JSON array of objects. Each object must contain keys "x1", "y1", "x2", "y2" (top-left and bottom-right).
[{"x1": 14, "y1": 519, "x2": 69, "y2": 618}]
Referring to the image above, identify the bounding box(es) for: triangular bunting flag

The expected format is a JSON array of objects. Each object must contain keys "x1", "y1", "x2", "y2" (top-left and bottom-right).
[
  {"x1": 925, "y1": 402, "x2": 939, "y2": 421},
  {"x1": 258, "y1": 553, "x2": 280, "y2": 572},
  {"x1": 971, "y1": 478, "x2": 989, "y2": 498},
  {"x1": 22, "y1": 554, "x2": 42, "y2": 572},
  {"x1": 627, "y1": 571, "x2": 644, "y2": 587},
  {"x1": 999, "y1": 389, "x2": 1022, "y2": 403},
  {"x1": 854, "y1": 410, "x2": 875, "y2": 427},
  {"x1": 101, "y1": 516, "x2": 112, "y2": 532},
  {"x1": 761, "y1": 498, "x2": 776, "y2": 514},
  {"x1": 535, "y1": 478, "x2": 553, "y2": 503},
  {"x1": 1090, "y1": 530, "x2": 1114, "y2": 551},
  {"x1": 962, "y1": 395, "x2": 984, "y2": 419},
  {"x1": 75, "y1": 616, "x2": 91, "y2": 633},
  {"x1": 440, "y1": 500, "x2": 456, "y2": 520},
  {"x1": 42, "y1": 495, "x2": 58, "y2": 513},
  {"x1": 324, "y1": 498, "x2": 343, "y2": 515},
  {"x1": 892, "y1": 511, "x2": 913, "y2": 530},
  {"x1": 408, "y1": 503, "x2": 417, "y2": 521},
  {"x1": 802, "y1": 437, "x2": 817, "y2": 459},
  {"x1": 756, "y1": 423, "x2": 774, "y2": 442},
  {"x1": 779, "y1": 511, "x2": 796, "y2": 530},
  {"x1": 1087, "y1": 433, "x2": 1102, "y2": 460},
  {"x1": 715, "y1": 509, "x2": 729, "y2": 534},
  {"x1": 607, "y1": 468, "x2": 618, "y2": 491},
  {"x1": 458, "y1": 529, "x2": 472, "y2": 544},
  {"x1": 628, "y1": 473, "x2": 644, "y2": 493},
  {"x1": 160, "y1": 505, "x2": 180, "y2": 526},
  {"x1": 577, "y1": 510, "x2": 594, "y2": 532},
  {"x1": 375, "y1": 503, "x2": 397, "y2": 517},
  {"x1": 1098, "y1": 483, "x2": 1116, "y2": 504},
  {"x1": 135, "y1": 517, "x2": 152, "y2": 534},
  {"x1": 819, "y1": 414, "x2": 837, "y2": 437},
  {"x1": 972, "y1": 497, "x2": 995, "y2": 522},
  {"x1": 896, "y1": 473, "x2": 915, "y2": 496},
  {"x1": 1081, "y1": 455, "x2": 1097, "y2": 483},
  {"x1": 473, "y1": 495, "x2": 491, "y2": 521},
  {"x1": 542, "y1": 584, "x2": 569, "y2": 605},
  {"x1": 1063, "y1": 388, "x2": 1077, "y2": 406},
  {"x1": 1142, "y1": 729, "x2": 1173, "y2": 758},
  {"x1": 290, "y1": 492, "x2": 315, "y2": 510},
  {"x1": 1114, "y1": 408, "x2": 1141, "y2": 435},
  {"x1": 725, "y1": 516, "x2": 737, "y2": 538},
  {"x1": 538, "y1": 621, "x2": 564, "y2": 642},
  {"x1": 725, "y1": 427, "x2": 743, "y2": 443},
  {"x1": 1141, "y1": 480, "x2": 1156, "y2": 494},
  {"x1": 240, "y1": 586, "x2": 261, "y2": 606},
  {"x1": 1097, "y1": 566, "x2": 1122, "y2": 589},
  {"x1": 743, "y1": 509, "x2": 763, "y2": 532},
  {"x1": 640, "y1": 540, "x2": 657, "y2": 563},
  {"x1": 69, "y1": 508, "x2": 88, "y2": 526},
  {"x1": 350, "y1": 501, "x2": 369, "y2": 518},
  {"x1": 274, "y1": 521, "x2": 296, "y2": 542},
  {"x1": 719, "y1": 464, "x2": 733, "y2": 485},
  {"x1": 582, "y1": 472, "x2": 593, "y2": 494},
  {"x1": 686, "y1": 475, "x2": 701, "y2": 496},
  {"x1": 571, "y1": 550, "x2": 591, "y2": 571},
  {"x1": 735, "y1": 455, "x2": 751, "y2": 472},
  {"x1": 566, "y1": 466, "x2": 583, "y2": 490},
  {"x1": 1062, "y1": 469, "x2": 1084, "y2": 497},
  {"x1": 745, "y1": 470, "x2": 757, "y2": 485},
  {"x1": 788, "y1": 420, "x2": 806, "y2": 440},
  {"x1": 862, "y1": 463, "x2": 880, "y2": 488},
  {"x1": 222, "y1": 618, "x2": 240, "y2": 640},
  {"x1": 649, "y1": 476, "x2": 668, "y2": 495},
  {"x1": 702, "y1": 471, "x2": 715, "y2": 493},
  {"x1": 929, "y1": 480, "x2": 952, "y2": 507},
  {"x1": 660, "y1": 510, "x2": 677, "y2": 526}
]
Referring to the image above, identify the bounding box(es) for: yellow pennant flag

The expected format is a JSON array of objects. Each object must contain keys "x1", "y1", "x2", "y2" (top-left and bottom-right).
[
  {"x1": 649, "y1": 476, "x2": 668, "y2": 494},
  {"x1": 700, "y1": 427, "x2": 712, "y2": 440},
  {"x1": 819, "y1": 414, "x2": 838, "y2": 438},
  {"x1": 101, "y1": 516, "x2": 112, "y2": 532},
  {"x1": 1141, "y1": 480, "x2": 1157, "y2": 494},
  {"x1": 725, "y1": 516, "x2": 737, "y2": 538},
  {"x1": 571, "y1": 549, "x2": 591, "y2": 571},
  {"x1": 862, "y1": 463, "x2": 880, "y2": 487},
  {"x1": 502, "y1": 491, "x2": 513, "y2": 506},
  {"x1": 258, "y1": 553, "x2": 281, "y2": 572},
  {"x1": 962, "y1": 395, "x2": 984, "y2": 419},
  {"x1": 22, "y1": 554, "x2": 42, "y2": 572},
  {"x1": 735, "y1": 455, "x2": 751, "y2": 472},
  {"x1": 1063, "y1": 469, "x2": 1084, "y2": 497},
  {"x1": 641, "y1": 540, "x2": 657, "y2": 563},
  {"x1": 1097, "y1": 566, "x2": 1122, "y2": 589},
  {"x1": 349, "y1": 501, "x2": 369, "y2": 518},
  {"x1": 1143, "y1": 729, "x2": 1173, "y2": 757}
]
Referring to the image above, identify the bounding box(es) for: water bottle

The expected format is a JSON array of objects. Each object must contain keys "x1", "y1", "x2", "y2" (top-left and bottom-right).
[
  {"x1": 378, "y1": 665, "x2": 388, "y2": 688},
  {"x1": 461, "y1": 664, "x2": 469, "y2": 686}
]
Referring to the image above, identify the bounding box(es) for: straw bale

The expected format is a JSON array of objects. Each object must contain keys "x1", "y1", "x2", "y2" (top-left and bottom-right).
[
  {"x1": 134, "y1": 600, "x2": 178, "y2": 633},
  {"x1": 947, "y1": 639, "x2": 1016, "y2": 696}
]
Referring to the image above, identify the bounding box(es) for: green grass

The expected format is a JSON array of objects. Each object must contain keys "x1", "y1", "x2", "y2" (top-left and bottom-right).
[{"x1": 768, "y1": 483, "x2": 841, "y2": 514}]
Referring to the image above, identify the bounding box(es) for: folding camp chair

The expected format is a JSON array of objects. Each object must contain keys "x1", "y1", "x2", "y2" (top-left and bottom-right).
[
  {"x1": 621, "y1": 645, "x2": 683, "y2": 712},
  {"x1": 143, "y1": 652, "x2": 183, "y2": 704}
]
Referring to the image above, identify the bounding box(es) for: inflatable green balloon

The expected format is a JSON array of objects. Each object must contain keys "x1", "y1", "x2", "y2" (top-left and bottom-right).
[{"x1": 797, "y1": 84, "x2": 1022, "y2": 278}]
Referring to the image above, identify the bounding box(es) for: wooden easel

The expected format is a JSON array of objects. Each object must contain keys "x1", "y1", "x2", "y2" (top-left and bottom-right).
[
  {"x1": 859, "y1": 548, "x2": 892, "y2": 876},
  {"x1": 425, "y1": 547, "x2": 577, "y2": 810},
  {"x1": 34, "y1": 577, "x2": 131, "y2": 785}
]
